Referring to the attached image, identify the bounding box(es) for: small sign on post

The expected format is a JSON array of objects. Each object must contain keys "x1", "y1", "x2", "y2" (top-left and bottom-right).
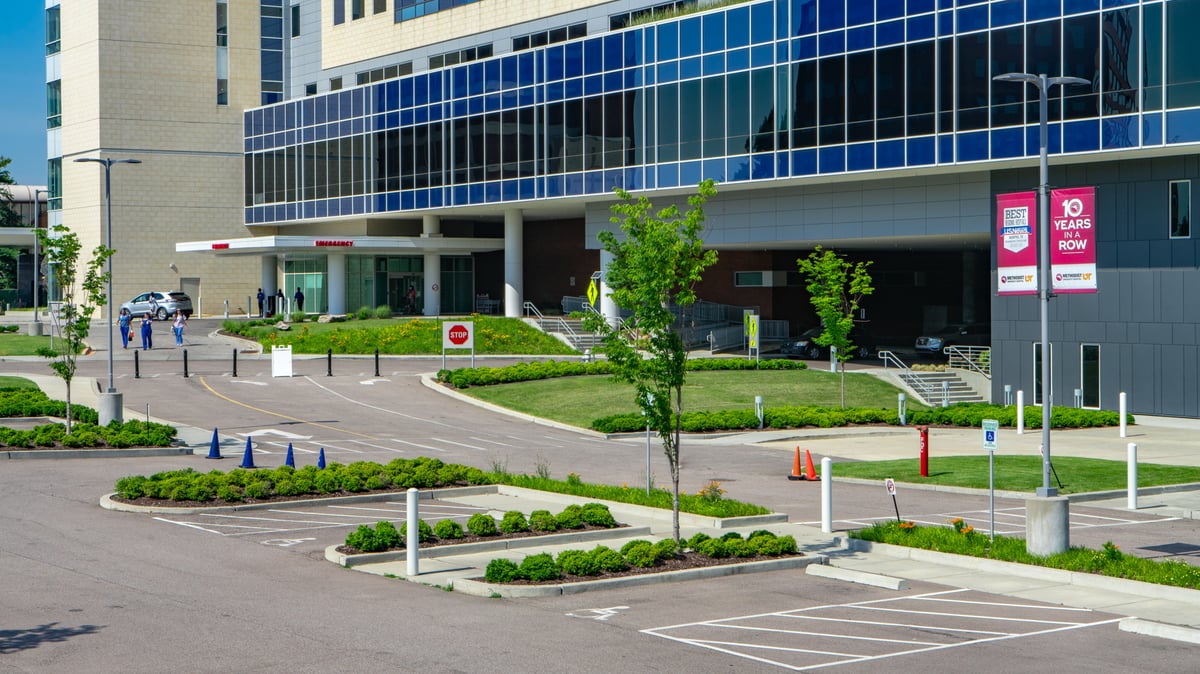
[
  {"x1": 884, "y1": 477, "x2": 901, "y2": 522},
  {"x1": 441, "y1": 321, "x2": 475, "y2": 369},
  {"x1": 982, "y1": 418, "x2": 999, "y2": 542}
]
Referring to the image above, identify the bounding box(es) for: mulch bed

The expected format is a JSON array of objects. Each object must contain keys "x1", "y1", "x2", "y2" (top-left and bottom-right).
[
  {"x1": 498, "y1": 551, "x2": 805, "y2": 585},
  {"x1": 111, "y1": 484, "x2": 474, "y2": 508}
]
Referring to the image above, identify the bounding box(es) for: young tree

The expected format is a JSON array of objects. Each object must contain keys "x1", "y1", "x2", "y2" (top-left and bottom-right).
[
  {"x1": 36, "y1": 225, "x2": 113, "y2": 432},
  {"x1": 797, "y1": 246, "x2": 875, "y2": 408},
  {"x1": 584, "y1": 179, "x2": 718, "y2": 544},
  {"x1": 0, "y1": 156, "x2": 24, "y2": 227}
]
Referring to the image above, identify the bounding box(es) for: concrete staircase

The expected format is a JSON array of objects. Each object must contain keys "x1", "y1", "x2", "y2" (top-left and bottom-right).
[
  {"x1": 535, "y1": 317, "x2": 604, "y2": 352},
  {"x1": 902, "y1": 370, "x2": 985, "y2": 406}
]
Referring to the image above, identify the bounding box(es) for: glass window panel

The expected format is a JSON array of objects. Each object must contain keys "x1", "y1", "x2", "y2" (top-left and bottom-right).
[
  {"x1": 818, "y1": 0, "x2": 844, "y2": 31},
  {"x1": 584, "y1": 38, "x2": 603, "y2": 75},
  {"x1": 1143, "y1": 3, "x2": 1163, "y2": 110},
  {"x1": 1027, "y1": 20, "x2": 1064, "y2": 123},
  {"x1": 1101, "y1": 9, "x2": 1138, "y2": 116},
  {"x1": 501, "y1": 110, "x2": 518, "y2": 178},
  {"x1": 1033, "y1": 342, "x2": 1052, "y2": 406},
  {"x1": 679, "y1": 79, "x2": 702, "y2": 160},
  {"x1": 726, "y1": 72, "x2": 750, "y2": 155},
  {"x1": 680, "y1": 18, "x2": 702, "y2": 58},
  {"x1": 728, "y1": 7, "x2": 750, "y2": 49},
  {"x1": 1166, "y1": 0, "x2": 1200, "y2": 109},
  {"x1": 846, "y1": 52, "x2": 874, "y2": 143},
  {"x1": 775, "y1": 65, "x2": 790, "y2": 150},
  {"x1": 565, "y1": 100, "x2": 584, "y2": 172},
  {"x1": 1170, "y1": 180, "x2": 1191, "y2": 239},
  {"x1": 937, "y1": 37, "x2": 954, "y2": 132},
  {"x1": 1063, "y1": 14, "x2": 1099, "y2": 119},
  {"x1": 991, "y1": 26, "x2": 1025, "y2": 127},
  {"x1": 1081, "y1": 344, "x2": 1100, "y2": 408},
  {"x1": 957, "y1": 33, "x2": 990, "y2": 131},
  {"x1": 792, "y1": 60, "x2": 817, "y2": 148},
  {"x1": 703, "y1": 13, "x2": 725, "y2": 53},
  {"x1": 584, "y1": 97, "x2": 603, "y2": 170},
  {"x1": 603, "y1": 93, "x2": 625, "y2": 168},
  {"x1": 546, "y1": 102, "x2": 564, "y2": 174},
  {"x1": 818, "y1": 56, "x2": 845, "y2": 145},
  {"x1": 876, "y1": 46, "x2": 904, "y2": 139},
  {"x1": 749, "y1": 68, "x2": 774, "y2": 152},
  {"x1": 469, "y1": 115, "x2": 486, "y2": 182},
  {"x1": 658, "y1": 84, "x2": 679, "y2": 162}
]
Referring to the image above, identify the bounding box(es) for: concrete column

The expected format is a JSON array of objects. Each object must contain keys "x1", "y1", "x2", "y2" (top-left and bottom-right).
[
  {"x1": 422, "y1": 214, "x2": 441, "y2": 237},
  {"x1": 98, "y1": 392, "x2": 123, "y2": 426},
  {"x1": 504, "y1": 209, "x2": 523, "y2": 317},
  {"x1": 962, "y1": 251, "x2": 977, "y2": 323},
  {"x1": 260, "y1": 255, "x2": 277, "y2": 318},
  {"x1": 1025, "y1": 496, "x2": 1069, "y2": 556},
  {"x1": 327, "y1": 252, "x2": 346, "y2": 315},
  {"x1": 423, "y1": 252, "x2": 440, "y2": 316},
  {"x1": 599, "y1": 248, "x2": 619, "y2": 327}
]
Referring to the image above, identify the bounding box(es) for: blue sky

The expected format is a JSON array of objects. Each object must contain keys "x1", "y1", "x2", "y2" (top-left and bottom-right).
[{"x1": 0, "y1": 2, "x2": 47, "y2": 185}]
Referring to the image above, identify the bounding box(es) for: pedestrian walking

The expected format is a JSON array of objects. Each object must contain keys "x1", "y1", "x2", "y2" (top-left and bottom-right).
[
  {"x1": 118, "y1": 307, "x2": 132, "y2": 349},
  {"x1": 256, "y1": 288, "x2": 265, "y2": 317},
  {"x1": 148, "y1": 292, "x2": 159, "y2": 318},
  {"x1": 172, "y1": 309, "x2": 187, "y2": 346},
  {"x1": 293, "y1": 287, "x2": 305, "y2": 313},
  {"x1": 140, "y1": 312, "x2": 154, "y2": 350},
  {"x1": 407, "y1": 285, "x2": 417, "y2": 313},
  {"x1": 276, "y1": 288, "x2": 285, "y2": 315}
]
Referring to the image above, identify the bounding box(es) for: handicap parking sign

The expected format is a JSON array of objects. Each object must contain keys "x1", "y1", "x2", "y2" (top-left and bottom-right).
[{"x1": 982, "y1": 419, "x2": 999, "y2": 452}]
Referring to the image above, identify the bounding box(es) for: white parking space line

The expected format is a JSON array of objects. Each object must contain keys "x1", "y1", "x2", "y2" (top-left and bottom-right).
[
  {"x1": 435, "y1": 438, "x2": 489, "y2": 451},
  {"x1": 346, "y1": 439, "x2": 407, "y2": 454},
  {"x1": 302, "y1": 441, "x2": 365, "y2": 454},
  {"x1": 643, "y1": 589, "x2": 1120, "y2": 671},
  {"x1": 302, "y1": 375, "x2": 458, "y2": 429},
  {"x1": 471, "y1": 436, "x2": 518, "y2": 447},
  {"x1": 391, "y1": 439, "x2": 448, "y2": 453}
]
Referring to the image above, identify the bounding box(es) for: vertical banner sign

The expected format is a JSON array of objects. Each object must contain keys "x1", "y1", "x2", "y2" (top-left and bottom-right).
[
  {"x1": 1050, "y1": 186, "x2": 1097, "y2": 293},
  {"x1": 996, "y1": 191, "x2": 1038, "y2": 295}
]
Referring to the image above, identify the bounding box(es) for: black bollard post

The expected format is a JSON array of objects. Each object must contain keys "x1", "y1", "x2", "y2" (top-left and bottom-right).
[
  {"x1": 374, "y1": 348, "x2": 380, "y2": 377},
  {"x1": 232, "y1": 349, "x2": 238, "y2": 377},
  {"x1": 327, "y1": 348, "x2": 332, "y2": 377},
  {"x1": 183, "y1": 349, "x2": 189, "y2": 378},
  {"x1": 134, "y1": 349, "x2": 140, "y2": 379}
]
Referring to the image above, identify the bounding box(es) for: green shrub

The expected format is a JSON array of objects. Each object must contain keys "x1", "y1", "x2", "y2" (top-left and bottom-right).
[
  {"x1": 651, "y1": 538, "x2": 678, "y2": 562},
  {"x1": 697, "y1": 538, "x2": 730, "y2": 558},
  {"x1": 433, "y1": 519, "x2": 464, "y2": 539},
  {"x1": 485, "y1": 558, "x2": 520, "y2": 583},
  {"x1": 356, "y1": 305, "x2": 372, "y2": 320},
  {"x1": 244, "y1": 481, "x2": 273, "y2": 500},
  {"x1": 499, "y1": 511, "x2": 529, "y2": 534},
  {"x1": 345, "y1": 525, "x2": 383, "y2": 552},
  {"x1": 556, "y1": 504, "x2": 584, "y2": 529},
  {"x1": 374, "y1": 305, "x2": 392, "y2": 319},
  {"x1": 624, "y1": 541, "x2": 658, "y2": 568},
  {"x1": 687, "y1": 532, "x2": 712, "y2": 550},
  {"x1": 719, "y1": 531, "x2": 743, "y2": 541},
  {"x1": 115, "y1": 475, "x2": 149, "y2": 499},
  {"x1": 725, "y1": 538, "x2": 754, "y2": 557},
  {"x1": 528, "y1": 509, "x2": 558, "y2": 532},
  {"x1": 467, "y1": 513, "x2": 498, "y2": 536},
  {"x1": 556, "y1": 549, "x2": 600, "y2": 576},
  {"x1": 216, "y1": 484, "x2": 244, "y2": 502},
  {"x1": 590, "y1": 545, "x2": 628, "y2": 573},
  {"x1": 290, "y1": 311, "x2": 307, "y2": 323},
  {"x1": 416, "y1": 519, "x2": 434, "y2": 543},
  {"x1": 375, "y1": 521, "x2": 404, "y2": 549},
  {"x1": 581, "y1": 503, "x2": 617, "y2": 528},
  {"x1": 518, "y1": 553, "x2": 561, "y2": 581}
]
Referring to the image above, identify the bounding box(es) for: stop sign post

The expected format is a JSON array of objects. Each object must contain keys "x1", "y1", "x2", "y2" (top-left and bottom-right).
[{"x1": 442, "y1": 321, "x2": 475, "y2": 369}]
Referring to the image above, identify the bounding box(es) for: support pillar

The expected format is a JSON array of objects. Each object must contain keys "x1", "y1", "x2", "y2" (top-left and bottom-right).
[
  {"x1": 422, "y1": 215, "x2": 442, "y2": 317},
  {"x1": 1025, "y1": 496, "x2": 1069, "y2": 556},
  {"x1": 599, "y1": 249, "x2": 619, "y2": 328},
  {"x1": 326, "y1": 253, "x2": 346, "y2": 315},
  {"x1": 504, "y1": 209, "x2": 523, "y2": 317}
]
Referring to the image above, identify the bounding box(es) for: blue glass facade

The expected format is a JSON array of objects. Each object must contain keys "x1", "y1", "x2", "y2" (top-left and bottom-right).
[{"x1": 243, "y1": 0, "x2": 1200, "y2": 226}]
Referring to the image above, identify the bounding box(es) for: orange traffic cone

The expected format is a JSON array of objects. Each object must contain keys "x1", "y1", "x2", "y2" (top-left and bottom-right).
[
  {"x1": 804, "y1": 449, "x2": 820, "y2": 481},
  {"x1": 787, "y1": 447, "x2": 804, "y2": 481}
]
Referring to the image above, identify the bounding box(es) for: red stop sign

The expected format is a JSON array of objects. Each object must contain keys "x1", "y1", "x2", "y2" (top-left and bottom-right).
[{"x1": 447, "y1": 324, "x2": 470, "y2": 345}]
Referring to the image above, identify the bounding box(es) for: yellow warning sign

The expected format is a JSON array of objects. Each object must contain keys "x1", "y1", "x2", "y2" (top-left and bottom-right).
[{"x1": 587, "y1": 278, "x2": 599, "y2": 306}]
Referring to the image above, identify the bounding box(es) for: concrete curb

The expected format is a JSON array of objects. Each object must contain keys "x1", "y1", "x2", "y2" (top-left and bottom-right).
[
  {"x1": 1120, "y1": 618, "x2": 1200, "y2": 644},
  {"x1": 846, "y1": 538, "x2": 1200, "y2": 606},
  {"x1": 808, "y1": 563, "x2": 910, "y2": 590},
  {"x1": 452, "y1": 554, "x2": 826, "y2": 598},
  {"x1": 325, "y1": 526, "x2": 655, "y2": 567},
  {"x1": 5, "y1": 446, "x2": 193, "y2": 460}
]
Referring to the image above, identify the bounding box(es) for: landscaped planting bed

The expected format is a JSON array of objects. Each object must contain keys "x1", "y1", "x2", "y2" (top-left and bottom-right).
[{"x1": 0, "y1": 388, "x2": 176, "y2": 449}]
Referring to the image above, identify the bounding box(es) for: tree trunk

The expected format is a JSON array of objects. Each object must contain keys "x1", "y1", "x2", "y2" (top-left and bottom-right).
[
  {"x1": 65, "y1": 382, "x2": 72, "y2": 434},
  {"x1": 840, "y1": 367, "x2": 846, "y2": 409},
  {"x1": 671, "y1": 387, "x2": 682, "y2": 545}
]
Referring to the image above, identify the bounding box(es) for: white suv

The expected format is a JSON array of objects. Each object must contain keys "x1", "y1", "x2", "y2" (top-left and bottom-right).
[{"x1": 121, "y1": 291, "x2": 194, "y2": 320}]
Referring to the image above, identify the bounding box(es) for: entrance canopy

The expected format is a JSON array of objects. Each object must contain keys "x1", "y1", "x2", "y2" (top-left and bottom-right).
[
  {"x1": 176, "y1": 234, "x2": 504, "y2": 257},
  {"x1": 0, "y1": 228, "x2": 37, "y2": 250}
]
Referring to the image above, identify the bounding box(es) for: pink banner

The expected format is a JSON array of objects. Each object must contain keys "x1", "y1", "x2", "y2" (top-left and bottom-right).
[
  {"x1": 1050, "y1": 186, "x2": 1097, "y2": 293},
  {"x1": 996, "y1": 191, "x2": 1038, "y2": 295}
]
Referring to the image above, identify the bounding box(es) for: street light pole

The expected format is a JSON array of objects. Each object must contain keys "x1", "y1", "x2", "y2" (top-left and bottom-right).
[
  {"x1": 994, "y1": 72, "x2": 1089, "y2": 498},
  {"x1": 74, "y1": 156, "x2": 141, "y2": 424}
]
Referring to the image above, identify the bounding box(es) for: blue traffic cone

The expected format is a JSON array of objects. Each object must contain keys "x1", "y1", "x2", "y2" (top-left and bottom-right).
[
  {"x1": 239, "y1": 436, "x2": 256, "y2": 469},
  {"x1": 317, "y1": 448, "x2": 326, "y2": 469},
  {"x1": 206, "y1": 428, "x2": 222, "y2": 459},
  {"x1": 285, "y1": 442, "x2": 295, "y2": 468}
]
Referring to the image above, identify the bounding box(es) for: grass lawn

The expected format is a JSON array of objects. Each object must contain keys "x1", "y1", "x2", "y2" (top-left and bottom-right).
[
  {"x1": 236, "y1": 316, "x2": 576, "y2": 356},
  {"x1": 465, "y1": 369, "x2": 923, "y2": 428},
  {"x1": 833, "y1": 455, "x2": 1200, "y2": 494},
  {"x1": 0, "y1": 376, "x2": 38, "y2": 389},
  {"x1": 0, "y1": 334, "x2": 61, "y2": 357}
]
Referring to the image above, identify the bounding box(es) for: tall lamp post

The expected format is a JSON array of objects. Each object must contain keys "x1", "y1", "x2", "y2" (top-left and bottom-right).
[
  {"x1": 74, "y1": 156, "x2": 141, "y2": 425},
  {"x1": 30, "y1": 188, "x2": 45, "y2": 336},
  {"x1": 993, "y1": 73, "x2": 1089, "y2": 498}
]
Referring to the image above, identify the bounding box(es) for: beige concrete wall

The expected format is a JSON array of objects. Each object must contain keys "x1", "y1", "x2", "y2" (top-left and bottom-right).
[
  {"x1": 58, "y1": 0, "x2": 261, "y2": 313},
  {"x1": 321, "y1": 0, "x2": 610, "y2": 69}
]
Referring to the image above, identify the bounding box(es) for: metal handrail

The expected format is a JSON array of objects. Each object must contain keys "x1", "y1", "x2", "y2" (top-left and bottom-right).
[
  {"x1": 945, "y1": 345, "x2": 991, "y2": 378},
  {"x1": 522, "y1": 301, "x2": 543, "y2": 320},
  {"x1": 877, "y1": 350, "x2": 939, "y2": 400}
]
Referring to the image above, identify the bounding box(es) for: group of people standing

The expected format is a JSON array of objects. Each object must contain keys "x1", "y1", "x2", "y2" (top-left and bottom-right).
[
  {"x1": 256, "y1": 287, "x2": 305, "y2": 317},
  {"x1": 118, "y1": 306, "x2": 187, "y2": 350}
]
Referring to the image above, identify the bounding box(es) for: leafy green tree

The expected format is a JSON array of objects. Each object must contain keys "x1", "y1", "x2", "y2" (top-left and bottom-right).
[
  {"x1": 797, "y1": 246, "x2": 875, "y2": 408},
  {"x1": 0, "y1": 156, "x2": 24, "y2": 287},
  {"x1": 36, "y1": 225, "x2": 113, "y2": 432},
  {"x1": 584, "y1": 179, "x2": 718, "y2": 544}
]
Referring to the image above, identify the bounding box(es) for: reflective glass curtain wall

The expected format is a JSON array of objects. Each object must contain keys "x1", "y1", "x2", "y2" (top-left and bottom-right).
[{"x1": 243, "y1": 0, "x2": 1200, "y2": 225}]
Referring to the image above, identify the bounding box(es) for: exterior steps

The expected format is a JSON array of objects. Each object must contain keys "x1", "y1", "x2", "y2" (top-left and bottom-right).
[{"x1": 901, "y1": 370, "x2": 986, "y2": 406}]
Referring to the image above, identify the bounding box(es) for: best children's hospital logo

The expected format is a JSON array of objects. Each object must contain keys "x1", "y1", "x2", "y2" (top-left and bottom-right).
[{"x1": 1002, "y1": 205, "x2": 1032, "y2": 253}]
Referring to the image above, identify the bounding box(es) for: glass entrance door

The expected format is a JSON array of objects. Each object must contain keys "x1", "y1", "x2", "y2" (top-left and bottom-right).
[{"x1": 388, "y1": 275, "x2": 421, "y2": 314}]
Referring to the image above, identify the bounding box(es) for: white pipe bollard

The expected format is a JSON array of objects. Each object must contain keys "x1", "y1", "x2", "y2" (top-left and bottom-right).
[
  {"x1": 1127, "y1": 442, "x2": 1138, "y2": 510},
  {"x1": 1016, "y1": 390, "x2": 1025, "y2": 435},
  {"x1": 1119, "y1": 392, "x2": 1128, "y2": 438},
  {"x1": 821, "y1": 457, "x2": 833, "y2": 534},
  {"x1": 406, "y1": 488, "x2": 419, "y2": 577}
]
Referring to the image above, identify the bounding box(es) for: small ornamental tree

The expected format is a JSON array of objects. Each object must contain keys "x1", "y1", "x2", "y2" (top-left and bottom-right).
[
  {"x1": 797, "y1": 246, "x2": 874, "y2": 408},
  {"x1": 583, "y1": 179, "x2": 719, "y2": 544},
  {"x1": 36, "y1": 224, "x2": 113, "y2": 432}
]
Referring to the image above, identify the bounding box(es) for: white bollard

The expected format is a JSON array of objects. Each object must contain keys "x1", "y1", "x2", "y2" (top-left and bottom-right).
[
  {"x1": 1119, "y1": 392, "x2": 1128, "y2": 438},
  {"x1": 1016, "y1": 390, "x2": 1025, "y2": 435},
  {"x1": 1127, "y1": 442, "x2": 1138, "y2": 510},
  {"x1": 406, "y1": 488, "x2": 419, "y2": 577},
  {"x1": 821, "y1": 457, "x2": 833, "y2": 534}
]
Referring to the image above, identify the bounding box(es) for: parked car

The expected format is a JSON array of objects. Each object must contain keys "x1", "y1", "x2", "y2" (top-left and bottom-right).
[
  {"x1": 121, "y1": 291, "x2": 193, "y2": 320},
  {"x1": 779, "y1": 325, "x2": 876, "y2": 360},
  {"x1": 914, "y1": 322, "x2": 990, "y2": 353}
]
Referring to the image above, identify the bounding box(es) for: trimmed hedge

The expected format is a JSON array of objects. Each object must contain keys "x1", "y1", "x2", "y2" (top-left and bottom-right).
[
  {"x1": 592, "y1": 403, "x2": 1129, "y2": 433},
  {"x1": 0, "y1": 388, "x2": 99, "y2": 423},
  {"x1": 436, "y1": 357, "x2": 805, "y2": 389}
]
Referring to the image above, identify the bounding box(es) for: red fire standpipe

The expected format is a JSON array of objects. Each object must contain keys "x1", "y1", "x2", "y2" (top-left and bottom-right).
[{"x1": 918, "y1": 425, "x2": 929, "y2": 477}]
